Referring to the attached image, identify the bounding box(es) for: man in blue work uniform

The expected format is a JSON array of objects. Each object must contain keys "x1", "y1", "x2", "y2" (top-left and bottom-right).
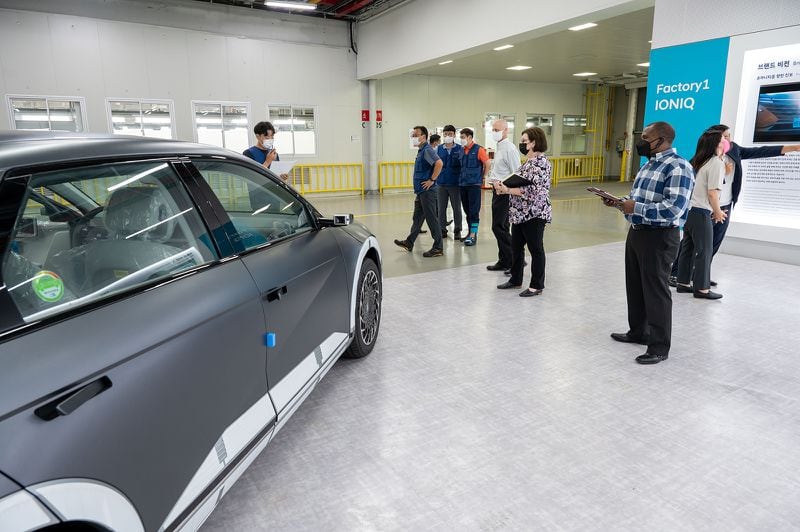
[
  {"x1": 394, "y1": 126, "x2": 444, "y2": 257},
  {"x1": 436, "y1": 125, "x2": 463, "y2": 240}
]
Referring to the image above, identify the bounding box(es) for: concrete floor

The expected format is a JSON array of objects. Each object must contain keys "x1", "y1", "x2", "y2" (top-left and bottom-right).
[{"x1": 200, "y1": 181, "x2": 800, "y2": 530}]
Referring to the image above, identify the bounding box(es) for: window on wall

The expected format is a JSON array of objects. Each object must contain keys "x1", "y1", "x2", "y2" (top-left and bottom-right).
[
  {"x1": 561, "y1": 115, "x2": 588, "y2": 154},
  {"x1": 525, "y1": 114, "x2": 554, "y2": 154},
  {"x1": 267, "y1": 105, "x2": 316, "y2": 156},
  {"x1": 108, "y1": 100, "x2": 175, "y2": 139},
  {"x1": 7, "y1": 96, "x2": 86, "y2": 132},
  {"x1": 483, "y1": 113, "x2": 515, "y2": 152},
  {"x1": 192, "y1": 102, "x2": 250, "y2": 154}
]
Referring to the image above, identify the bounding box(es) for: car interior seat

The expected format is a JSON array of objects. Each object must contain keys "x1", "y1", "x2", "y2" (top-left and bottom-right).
[{"x1": 47, "y1": 186, "x2": 184, "y2": 295}]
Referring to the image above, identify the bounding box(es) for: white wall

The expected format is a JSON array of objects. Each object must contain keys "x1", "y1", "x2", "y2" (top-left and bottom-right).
[
  {"x1": 0, "y1": 0, "x2": 364, "y2": 163},
  {"x1": 377, "y1": 74, "x2": 587, "y2": 162},
  {"x1": 652, "y1": 0, "x2": 800, "y2": 49},
  {"x1": 357, "y1": 0, "x2": 654, "y2": 79}
]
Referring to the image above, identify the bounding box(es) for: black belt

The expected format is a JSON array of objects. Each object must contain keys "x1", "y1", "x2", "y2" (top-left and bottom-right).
[{"x1": 631, "y1": 224, "x2": 676, "y2": 231}]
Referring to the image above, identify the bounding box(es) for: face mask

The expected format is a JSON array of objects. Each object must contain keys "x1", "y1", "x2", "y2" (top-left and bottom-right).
[
  {"x1": 721, "y1": 138, "x2": 731, "y2": 154},
  {"x1": 411, "y1": 137, "x2": 420, "y2": 147},
  {"x1": 443, "y1": 135, "x2": 455, "y2": 144},
  {"x1": 636, "y1": 137, "x2": 661, "y2": 157},
  {"x1": 262, "y1": 139, "x2": 274, "y2": 149},
  {"x1": 460, "y1": 137, "x2": 469, "y2": 146},
  {"x1": 519, "y1": 142, "x2": 528, "y2": 155},
  {"x1": 492, "y1": 130, "x2": 504, "y2": 142}
]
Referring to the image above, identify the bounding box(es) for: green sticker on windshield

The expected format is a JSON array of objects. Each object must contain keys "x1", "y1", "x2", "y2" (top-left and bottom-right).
[{"x1": 32, "y1": 271, "x2": 64, "y2": 303}]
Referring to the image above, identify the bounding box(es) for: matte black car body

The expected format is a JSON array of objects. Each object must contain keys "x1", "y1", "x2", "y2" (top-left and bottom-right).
[{"x1": 0, "y1": 131, "x2": 382, "y2": 532}]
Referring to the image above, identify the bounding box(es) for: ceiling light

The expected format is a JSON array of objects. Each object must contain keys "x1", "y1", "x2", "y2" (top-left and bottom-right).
[
  {"x1": 568, "y1": 22, "x2": 597, "y2": 31},
  {"x1": 573, "y1": 72, "x2": 597, "y2": 76},
  {"x1": 438, "y1": 60, "x2": 453, "y2": 65},
  {"x1": 506, "y1": 65, "x2": 532, "y2": 71},
  {"x1": 648, "y1": 40, "x2": 653, "y2": 43},
  {"x1": 493, "y1": 45, "x2": 514, "y2": 51},
  {"x1": 637, "y1": 62, "x2": 650, "y2": 67},
  {"x1": 265, "y1": 1, "x2": 317, "y2": 10}
]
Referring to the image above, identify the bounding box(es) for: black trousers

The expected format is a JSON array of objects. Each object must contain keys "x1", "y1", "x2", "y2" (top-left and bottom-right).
[
  {"x1": 625, "y1": 226, "x2": 679, "y2": 357},
  {"x1": 670, "y1": 203, "x2": 731, "y2": 277},
  {"x1": 676, "y1": 208, "x2": 713, "y2": 290},
  {"x1": 509, "y1": 218, "x2": 546, "y2": 289},
  {"x1": 491, "y1": 191, "x2": 513, "y2": 267}
]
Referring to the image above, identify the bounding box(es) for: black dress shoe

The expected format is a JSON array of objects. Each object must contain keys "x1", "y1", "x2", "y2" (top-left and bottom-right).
[
  {"x1": 694, "y1": 290, "x2": 722, "y2": 299},
  {"x1": 710, "y1": 280, "x2": 718, "y2": 287},
  {"x1": 519, "y1": 288, "x2": 543, "y2": 297},
  {"x1": 497, "y1": 281, "x2": 522, "y2": 289},
  {"x1": 486, "y1": 262, "x2": 508, "y2": 271},
  {"x1": 668, "y1": 276, "x2": 677, "y2": 287},
  {"x1": 419, "y1": 229, "x2": 428, "y2": 234},
  {"x1": 676, "y1": 284, "x2": 693, "y2": 293},
  {"x1": 610, "y1": 332, "x2": 649, "y2": 345},
  {"x1": 635, "y1": 352, "x2": 668, "y2": 365}
]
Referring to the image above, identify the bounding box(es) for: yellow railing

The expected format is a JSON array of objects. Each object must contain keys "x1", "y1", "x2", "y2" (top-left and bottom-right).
[
  {"x1": 619, "y1": 150, "x2": 629, "y2": 182},
  {"x1": 377, "y1": 156, "x2": 605, "y2": 192},
  {"x1": 549, "y1": 155, "x2": 604, "y2": 186},
  {"x1": 288, "y1": 163, "x2": 364, "y2": 194},
  {"x1": 378, "y1": 161, "x2": 415, "y2": 193}
]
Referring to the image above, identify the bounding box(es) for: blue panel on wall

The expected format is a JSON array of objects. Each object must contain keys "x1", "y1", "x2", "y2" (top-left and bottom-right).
[{"x1": 643, "y1": 37, "x2": 731, "y2": 161}]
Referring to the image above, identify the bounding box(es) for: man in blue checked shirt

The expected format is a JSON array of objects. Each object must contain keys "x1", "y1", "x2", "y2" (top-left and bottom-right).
[{"x1": 602, "y1": 121, "x2": 695, "y2": 365}]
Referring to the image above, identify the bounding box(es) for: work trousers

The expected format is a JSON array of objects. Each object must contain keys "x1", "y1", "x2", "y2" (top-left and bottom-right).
[
  {"x1": 407, "y1": 188, "x2": 442, "y2": 250},
  {"x1": 491, "y1": 191, "x2": 513, "y2": 267},
  {"x1": 438, "y1": 185, "x2": 462, "y2": 234},
  {"x1": 459, "y1": 185, "x2": 482, "y2": 228},
  {"x1": 625, "y1": 225, "x2": 679, "y2": 357}
]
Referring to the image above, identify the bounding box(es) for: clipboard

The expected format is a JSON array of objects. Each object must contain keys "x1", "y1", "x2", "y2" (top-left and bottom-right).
[{"x1": 587, "y1": 187, "x2": 622, "y2": 202}]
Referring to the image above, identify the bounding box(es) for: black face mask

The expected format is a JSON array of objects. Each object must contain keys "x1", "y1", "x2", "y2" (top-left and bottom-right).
[
  {"x1": 519, "y1": 143, "x2": 528, "y2": 155},
  {"x1": 636, "y1": 137, "x2": 663, "y2": 157}
]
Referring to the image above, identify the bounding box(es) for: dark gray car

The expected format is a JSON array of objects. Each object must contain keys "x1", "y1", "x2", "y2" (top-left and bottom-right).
[{"x1": 0, "y1": 131, "x2": 382, "y2": 532}]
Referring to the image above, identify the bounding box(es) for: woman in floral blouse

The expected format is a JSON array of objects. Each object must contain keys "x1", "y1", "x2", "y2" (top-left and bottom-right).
[{"x1": 494, "y1": 127, "x2": 552, "y2": 297}]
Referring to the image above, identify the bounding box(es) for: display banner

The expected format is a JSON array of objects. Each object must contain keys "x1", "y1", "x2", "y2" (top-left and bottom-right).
[
  {"x1": 643, "y1": 38, "x2": 730, "y2": 160},
  {"x1": 732, "y1": 42, "x2": 800, "y2": 230}
]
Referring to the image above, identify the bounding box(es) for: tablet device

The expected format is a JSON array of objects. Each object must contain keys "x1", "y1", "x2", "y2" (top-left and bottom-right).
[{"x1": 587, "y1": 187, "x2": 621, "y2": 202}]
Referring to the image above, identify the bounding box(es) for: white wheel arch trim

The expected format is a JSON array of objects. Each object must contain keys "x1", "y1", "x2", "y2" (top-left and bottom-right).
[
  {"x1": 30, "y1": 478, "x2": 144, "y2": 531},
  {"x1": 0, "y1": 490, "x2": 58, "y2": 531},
  {"x1": 349, "y1": 237, "x2": 382, "y2": 335}
]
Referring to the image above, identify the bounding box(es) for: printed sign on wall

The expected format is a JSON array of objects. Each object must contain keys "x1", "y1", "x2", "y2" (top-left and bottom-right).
[
  {"x1": 732, "y1": 42, "x2": 800, "y2": 230},
  {"x1": 643, "y1": 37, "x2": 730, "y2": 160}
]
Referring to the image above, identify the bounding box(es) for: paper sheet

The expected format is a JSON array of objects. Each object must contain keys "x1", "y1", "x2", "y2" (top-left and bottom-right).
[{"x1": 270, "y1": 160, "x2": 297, "y2": 175}]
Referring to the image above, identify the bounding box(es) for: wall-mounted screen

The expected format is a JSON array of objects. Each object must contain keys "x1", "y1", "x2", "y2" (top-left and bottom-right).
[{"x1": 753, "y1": 82, "x2": 800, "y2": 142}]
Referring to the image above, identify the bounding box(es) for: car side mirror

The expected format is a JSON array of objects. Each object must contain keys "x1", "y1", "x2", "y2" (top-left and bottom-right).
[{"x1": 317, "y1": 213, "x2": 354, "y2": 227}]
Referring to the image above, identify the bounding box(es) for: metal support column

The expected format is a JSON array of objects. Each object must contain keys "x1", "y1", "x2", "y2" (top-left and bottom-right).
[{"x1": 623, "y1": 87, "x2": 638, "y2": 182}]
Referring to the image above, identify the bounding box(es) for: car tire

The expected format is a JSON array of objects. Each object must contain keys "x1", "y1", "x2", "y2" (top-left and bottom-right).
[{"x1": 344, "y1": 258, "x2": 381, "y2": 359}]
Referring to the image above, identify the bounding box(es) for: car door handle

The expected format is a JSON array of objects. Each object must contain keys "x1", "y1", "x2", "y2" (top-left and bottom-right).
[
  {"x1": 263, "y1": 286, "x2": 287, "y2": 303},
  {"x1": 35, "y1": 377, "x2": 113, "y2": 421}
]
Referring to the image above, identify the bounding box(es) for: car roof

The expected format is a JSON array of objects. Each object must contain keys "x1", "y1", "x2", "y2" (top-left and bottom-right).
[{"x1": 0, "y1": 131, "x2": 252, "y2": 175}]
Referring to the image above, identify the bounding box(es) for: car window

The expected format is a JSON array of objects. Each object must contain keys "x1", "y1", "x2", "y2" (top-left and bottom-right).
[
  {"x1": 2, "y1": 161, "x2": 218, "y2": 322},
  {"x1": 192, "y1": 160, "x2": 313, "y2": 252}
]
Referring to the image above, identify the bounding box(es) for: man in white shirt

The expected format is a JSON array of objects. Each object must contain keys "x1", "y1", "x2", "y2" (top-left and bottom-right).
[{"x1": 486, "y1": 119, "x2": 522, "y2": 272}]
